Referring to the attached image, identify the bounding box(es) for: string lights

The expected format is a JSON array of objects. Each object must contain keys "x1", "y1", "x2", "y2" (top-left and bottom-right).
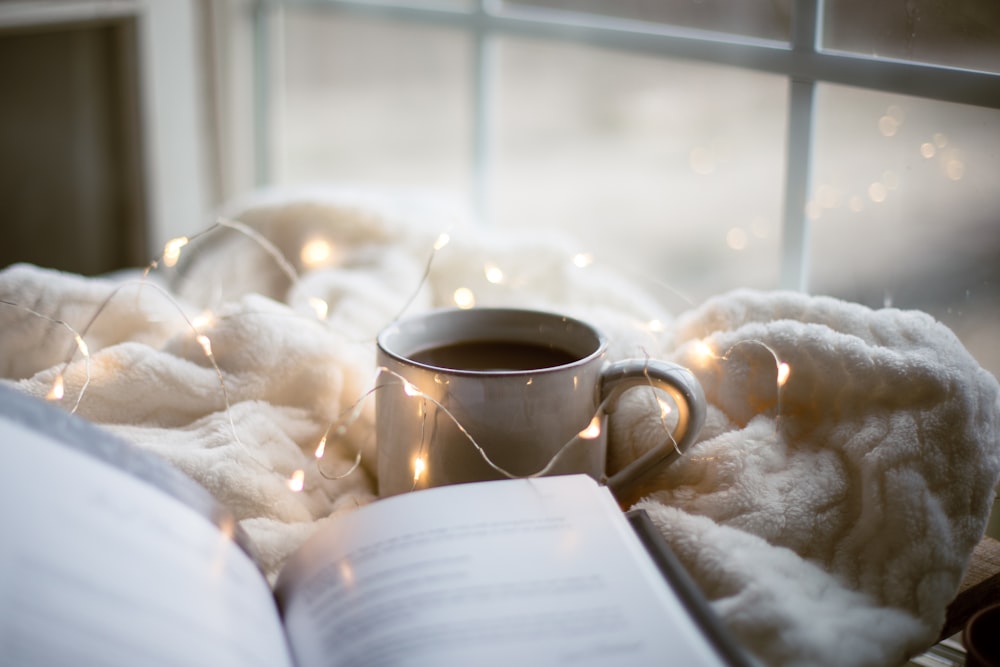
[
  {"x1": 578, "y1": 416, "x2": 602, "y2": 440},
  {"x1": 162, "y1": 236, "x2": 189, "y2": 268},
  {"x1": 689, "y1": 337, "x2": 791, "y2": 425},
  {"x1": 4, "y1": 211, "x2": 794, "y2": 496},
  {"x1": 412, "y1": 456, "x2": 427, "y2": 484},
  {"x1": 370, "y1": 365, "x2": 656, "y2": 490},
  {"x1": 5, "y1": 101, "x2": 960, "y2": 500},
  {"x1": 287, "y1": 469, "x2": 306, "y2": 493},
  {"x1": 5, "y1": 217, "x2": 325, "y2": 488},
  {"x1": 0, "y1": 299, "x2": 92, "y2": 413}
]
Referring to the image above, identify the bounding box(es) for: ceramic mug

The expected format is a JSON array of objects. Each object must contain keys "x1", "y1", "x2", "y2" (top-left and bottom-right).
[
  {"x1": 375, "y1": 307, "x2": 706, "y2": 500},
  {"x1": 964, "y1": 602, "x2": 1000, "y2": 667}
]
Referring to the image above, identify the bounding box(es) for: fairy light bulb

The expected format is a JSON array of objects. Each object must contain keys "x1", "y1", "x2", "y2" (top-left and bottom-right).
[
  {"x1": 403, "y1": 380, "x2": 421, "y2": 397},
  {"x1": 314, "y1": 435, "x2": 327, "y2": 459},
  {"x1": 453, "y1": 287, "x2": 475, "y2": 309},
  {"x1": 196, "y1": 334, "x2": 213, "y2": 357},
  {"x1": 657, "y1": 397, "x2": 673, "y2": 417},
  {"x1": 300, "y1": 238, "x2": 334, "y2": 268},
  {"x1": 433, "y1": 233, "x2": 450, "y2": 250},
  {"x1": 47, "y1": 375, "x2": 65, "y2": 401},
  {"x1": 578, "y1": 416, "x2": 602, "y2": 440},
  {"x1": 777, "y1": 362, "x2": 791, "y2": 387},
  {"x1": 191, "y1": 311, "x2": 216, "y2": 332},
  {"x1": 693, "y1": 340, "x2": 717, "y2": 365},
  {"x1": 308, "y1": 297, "x2": 329, "y2": 321},
  {"x1": 484, "y1": 263, "x2": 504, "y2": 284},
  {"x1": 162, "y1": 237, "x2": 189, "y2": 268},
  {"x1": 413, "y1": 456, "x2": 427, "y2": 482},
  {"x1": 217, "y1": 515, "x2": 236, "y2": 541},
  {"x1": 74, "y1": 335, "x2": 89, "y2": 357},
  {"x1": 288, "y1": 469, "x2": 305, "y2": 492},
  {"x1": 573, "y1": 253, "x2": 593, "y2": 268}
]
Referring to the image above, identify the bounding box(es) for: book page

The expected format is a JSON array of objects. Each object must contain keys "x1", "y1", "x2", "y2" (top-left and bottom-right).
[
  {"x1": 0, "y1": 417, "x2": 293, "y2": 667},
  {"x1": 276, "y1": 475, "x2": 729, "y2": 667}
]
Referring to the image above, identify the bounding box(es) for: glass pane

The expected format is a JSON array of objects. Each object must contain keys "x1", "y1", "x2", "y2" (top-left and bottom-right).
[
  {"x1": 350, "y1": 0, "x2": 475, "y2": 9},
  {"x1": 277, "y1": 9, "x2": 472, "y2": 194},
  {"x1": 808, "y1": 83, "x2": 1000, "y2": 379},
  {"x1": 501, "y1": 0, "x2": 792, "y2": 42},
  {"x1": 823, "y1": 0, "x2": 1000, "y2": 73},
  {"x1": 493, "y1": 38, "x2": 788, "y2": 303}
]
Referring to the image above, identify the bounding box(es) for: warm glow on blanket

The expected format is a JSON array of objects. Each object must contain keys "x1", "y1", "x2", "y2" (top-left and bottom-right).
[
  {"x1": 192, "y1": 311, "x2": 216, "y2": 331},
  {"x1": 578, "y1": 416, "x2": 601, "y2": 440},
  {"x1": 162, "y1": 237, "x2": 189, "y2": 268},
  {"x1": 693, "y1": 340, "x2": 717, "y2": 364},
  {"x1": 692, "y1": 338, "x2": 791, "y2": 412},
  {"x1": 288, "y1": 469, "x2": 305, "y2": 492},
  {"x1": 339, "y1": 561, "x2": 355, "y2": 588}
]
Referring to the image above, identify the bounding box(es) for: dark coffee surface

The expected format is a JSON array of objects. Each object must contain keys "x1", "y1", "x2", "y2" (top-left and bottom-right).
[{"x1": 409, "y1": 340, "x2": 579, "y2": 371}]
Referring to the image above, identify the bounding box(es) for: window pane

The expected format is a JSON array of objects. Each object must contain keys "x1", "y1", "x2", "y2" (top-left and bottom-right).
[
  {"x1": 501, "y1": 0, "x2": 792, "y2": 42},
  {"x1": 347, "y1": 0, "x2": 475, "y2": 9},
  {"x1": 808, "y1": 84, "x2": 1000, "y2": 378},
  {"x1": 822, "y1": 0, "x2": 1000, "y2": 73},
  {"x1": 277, "y1": 9, "x2": 472, "y2": 193},
  {"x1": 492, "y1": 38, "x2": 788, "y2": 302}
]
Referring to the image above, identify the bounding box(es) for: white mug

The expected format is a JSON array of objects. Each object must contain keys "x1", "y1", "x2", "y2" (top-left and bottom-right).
[{"x1": 375, "y1": 307, "x2": 706, "y2": 501}]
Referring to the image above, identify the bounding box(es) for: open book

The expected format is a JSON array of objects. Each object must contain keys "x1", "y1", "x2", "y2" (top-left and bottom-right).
[{"x1": 0, "y1": 385, "x2": 753, "y2": 667}]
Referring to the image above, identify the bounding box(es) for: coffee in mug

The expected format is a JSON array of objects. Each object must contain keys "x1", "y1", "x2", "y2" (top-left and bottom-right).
[{"x1": 409, "y1": 340, "x2": 579, "y2": 371}]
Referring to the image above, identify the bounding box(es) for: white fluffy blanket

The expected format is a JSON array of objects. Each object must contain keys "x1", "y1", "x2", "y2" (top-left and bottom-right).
[{"x1": 2, "y1": 186, "x2": 999, "y2": 667}]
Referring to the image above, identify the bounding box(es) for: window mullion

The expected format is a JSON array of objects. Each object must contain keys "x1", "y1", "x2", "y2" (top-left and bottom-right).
[
  {"x1": 472, "y1": 1, "x2": 494, "y2": 224},
  {"x1": 779, "y1": 0, "x2": 820, "y2": 292},
  {"x1": 781, "y1": 79, "x2": 816, "y2": 292},
  {"x1": 253, "y1": 1, "x2": 277, "y2": 186}
]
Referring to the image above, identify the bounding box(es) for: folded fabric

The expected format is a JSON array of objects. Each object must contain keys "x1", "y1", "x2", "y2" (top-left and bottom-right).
[{"x1": 1, "y1": 185, "x2": 997, "y2": 667}]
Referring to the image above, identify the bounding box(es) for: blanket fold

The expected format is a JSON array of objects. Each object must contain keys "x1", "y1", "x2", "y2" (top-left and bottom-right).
[{"x1": 2, "y1": 185, "x2": 998, "y2": 667}]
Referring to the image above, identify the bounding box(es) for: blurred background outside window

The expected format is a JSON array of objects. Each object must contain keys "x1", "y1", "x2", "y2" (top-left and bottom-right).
[
  {"x1": 2, "y1": 0, "x2": 998, "y2": 380},
  {"x1": 223, "y1": 0, "x2": 1000, "y2": 381}
]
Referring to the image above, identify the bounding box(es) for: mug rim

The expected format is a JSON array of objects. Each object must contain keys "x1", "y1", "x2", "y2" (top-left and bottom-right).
[
  {"x1": 964, "y1": 601, "x2": 1000, "y2": 667},
  {"x1": 376, "y1": 307, "x2": 608, "y2": 376}
]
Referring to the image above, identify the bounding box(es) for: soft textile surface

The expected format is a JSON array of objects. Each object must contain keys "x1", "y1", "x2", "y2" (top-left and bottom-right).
[{"x1": 2, "y1": 186, "x2": 999, "y2": 667}]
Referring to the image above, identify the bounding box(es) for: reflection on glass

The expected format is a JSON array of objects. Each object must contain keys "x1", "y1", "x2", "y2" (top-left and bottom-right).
[
  {"x1": 823, "y1": 0, "x2": 1000, "y2": 73},
  {"x1": 277, "y1": 9, "x2": 472, "y2": 191},
  {"x1": 809, "y1": 83, "x2": 1000, "y2": 377},
  {"x1": 492, "y1": 38, "x2": 787, "y2": 303},
  {"x1": 501, "y1": 0, "x2": 792, "y2": 42}
]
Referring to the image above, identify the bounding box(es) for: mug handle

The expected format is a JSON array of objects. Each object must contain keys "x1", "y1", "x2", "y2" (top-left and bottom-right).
[{"x1": 600, "y1": 359, "x2": 706, "y2": 500}]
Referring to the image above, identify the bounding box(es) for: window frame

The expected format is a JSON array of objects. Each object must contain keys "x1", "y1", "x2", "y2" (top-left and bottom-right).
[
  {"x1": 1, "y1": 0, "x2": 212, "y2": 257},
  {"x1": 249, "y1": 0, "x2": 1000, "y2": 291}
]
